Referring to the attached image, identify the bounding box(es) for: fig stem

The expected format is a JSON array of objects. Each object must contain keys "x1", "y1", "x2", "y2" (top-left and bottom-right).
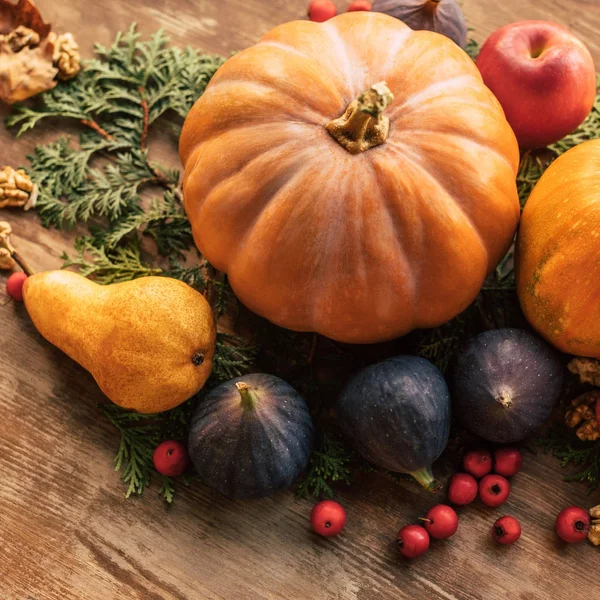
[
  {"x1": 235, "y1": 381, "x2": 259, "y2": 411},
  {"x1": 496, "y1": 394, "x2": 513, "y2": 409},
  {"x1": 410, "y1": 467, "x2": 441, "y2": 493}
]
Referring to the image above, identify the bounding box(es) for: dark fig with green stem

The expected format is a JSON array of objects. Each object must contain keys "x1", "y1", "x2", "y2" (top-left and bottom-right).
[
  {"x1": 337, "y1": 356, "x2": 451, "y2": 492},
  {"x1": 188, "y1": 373, "x2": 314, "y2": 499}
]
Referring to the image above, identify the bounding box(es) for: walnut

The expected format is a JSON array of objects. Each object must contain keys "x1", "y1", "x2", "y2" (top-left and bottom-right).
[
  {"x1": 0, "y1": 247, "x2": 16, "y2": 270},
  {"x1": 589, "y1": 507, "x2": 600, "y2": 546},
  {"x1": 589, "y1": 524, "x2": 600, "y2": 547},
  {"x1": 577, "y1": 419, "x2": 600, "y2": 442},
  {"x1": 0, "y1": 220, "x2": 33, "y2": 275},
  {"x1": 0, "y1": 166, "x2": 38, "y2": 210},
  {"x1": 568, "y1": 357, "x2": 600, "y2": 387},
  {"x1": 0, "y1": 221, "x2": 16, "y2": 270},
  {"x1": 49, "y1": 32, "x2": 80, "y2": 81},
  {"x1": 565, "y1": 391, "x2": 600, "y2": 441}
]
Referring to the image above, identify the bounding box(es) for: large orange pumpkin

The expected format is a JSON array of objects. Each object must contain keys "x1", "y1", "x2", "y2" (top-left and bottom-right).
[
  {"x1": 180, "y1": 12, "x2": 520, "y2": 343},
  {"x1": 516, "y1": 140, "x2": 600, "y2": 358}
]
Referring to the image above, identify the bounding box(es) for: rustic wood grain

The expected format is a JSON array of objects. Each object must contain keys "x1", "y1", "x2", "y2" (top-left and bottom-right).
[{"x1": 1, "y1": 1, "x2": 600, "y2": 599}]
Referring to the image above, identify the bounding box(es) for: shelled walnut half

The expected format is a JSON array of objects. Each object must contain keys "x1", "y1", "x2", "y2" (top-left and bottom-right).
[
  {"x1": 0, "y1": 220, "x2": 16, "y2": 270},
  {"x1": 565, "y1": 391, "x2": 600, "y2": 441},
  {"x1": 569, "y1": 357, "x2": 600, "y2": 387},
  {"x1": 589, "y1": 506, "x2": 600, "y2": 546},
  {"x1": 0, "y1": 166, "x2": 38, "y2": 210}
]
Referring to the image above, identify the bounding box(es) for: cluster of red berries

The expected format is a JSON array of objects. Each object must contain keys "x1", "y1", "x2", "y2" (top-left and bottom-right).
[
  {"x1": 310, "y1": 448, "x2": 525, "y2": 556},
  {"x1": 446, "y1": 447, "x2": 524, "y2": 549},
  {"x1": 308, "y1": 0, "x2": 371, "y2": 23},
  {"x1": 395, "y1": 445, "x2": 524, "y2": 558},
  {"x1": 310, "y1": 447, "x2": 594, "y2": 556}
]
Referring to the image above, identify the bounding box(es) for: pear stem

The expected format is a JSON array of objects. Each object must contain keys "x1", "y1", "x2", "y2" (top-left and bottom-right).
[
  {"x1": 410, "y1": 467, "x2": 441, "y2": 493},
  {"x1": 326, "y1": 82, "x2": 394, "y2": 155},
  {"x1": 11, "y1": 250, "x2": 35, "y2": 276},
  {"x1": 235, "y1": 382, "x2": 259, "y2": 411}
]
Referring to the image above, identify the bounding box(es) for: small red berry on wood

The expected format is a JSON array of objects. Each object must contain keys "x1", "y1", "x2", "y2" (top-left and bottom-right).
[
  {"x1": 397, "y1": 524, "x2": 430, "y2": 558},
  {"x1": 153, "y1": 440, "x2": 189, "y2": 477},
  {"x1": 492, "y1": 516, "x2": 521, "y2": 545},
  {"x1": 463, "y1": 449, "x2": 493, "y2": 478},
  {"x1": 348, "y1": 0, "x2": 372, "y2": 11},
  {"x1": 310, "y1": 500, "x2": 346, "y2": 537},
  {"x1": 479, "y1": 474, "x2": 510, "y2": 507},
  {"x1": 555, "y1": 506, "x2": 590, "y2": 543},
  {"x1": 494, "y1": 448, "x2": 524, "y2": 477},
  {"x1": 308, "y1": 0, "x2": 337, "y2": 22},
  {"x1": 421, "y1": 504, "x2": 458, "y2": 540},
  {"x1": 448, "y1": 473, "x2": 478, "y2": 505},
  {"x1": 6, "y1": 271, "x2": 28, "y2": 302}
]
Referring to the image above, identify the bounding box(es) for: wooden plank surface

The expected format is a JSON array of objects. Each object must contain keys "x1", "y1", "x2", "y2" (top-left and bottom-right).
[{"x1": 1, "y1": 1, "x2": 600, "y2": 599}]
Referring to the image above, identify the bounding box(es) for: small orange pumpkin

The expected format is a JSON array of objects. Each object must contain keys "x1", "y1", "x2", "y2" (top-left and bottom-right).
[
  {"x1": 180, "y1": 12, "x2": 520, "y2": 343},
  {"x1": 516, "y1": 140, "x2": 600, "y2": 358}
]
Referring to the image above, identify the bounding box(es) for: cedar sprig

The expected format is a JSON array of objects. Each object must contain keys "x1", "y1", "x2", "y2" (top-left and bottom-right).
[
  {"x1": 62, "y1": 238, "x2": 162, "y2": 283},
  {"x1": 297, "y1": 435, "x2": 353, "y2": 499},
  {"x1": 212, "y1": 333, "x2": 260, "y2": 381},
  {"x1": 158, "y1": 476, "x2": 176, "y2": 504},
  {"x1": 537, "y1": 428, "x2": 600, "y2": 493}
]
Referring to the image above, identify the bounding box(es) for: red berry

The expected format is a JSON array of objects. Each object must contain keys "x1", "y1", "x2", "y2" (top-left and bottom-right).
[
  {"x1": 6, "y1": 271, "x2": 28, "y2": 302},
  {"x1": 153, "y1": 440, "x2": 189, "y2": 477},
  {"x1": 422, "y1": 504, "x2": 458, "y2": 540},
  {"x1": 494, "y1": 448, "x2": 524, "y2": 477},
  {"x1": 308, "y1": 0, "x2": 337, "y2": 22},
  {"x1": 348, "y1": 0, "x2": 372, "y2": 10},
  {"x1": 479, "y1": 474, "x2": 510, "y2": 507},
  {"x1": 396, "y1": 524, "x2": 430, "y2": 558},
  {"x1": 555, "y1": 506, "x2": 590, "y2": 543},
  {"x1": 310, "y1": 500, "x2": 346, "y2": 537},
  {"x1": 448, "y1": 473, "x2": 478, "y2": 505},
  {"x1": 492, "y1": 516, "x2": 521, "y2": 545},
  {"x1": 463, "y1": 449, "x2": 493, "y2": 478}
]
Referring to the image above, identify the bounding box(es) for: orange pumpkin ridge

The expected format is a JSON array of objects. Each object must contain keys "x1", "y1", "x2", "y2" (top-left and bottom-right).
[
  {"x1": 516, "y1": 139, "x2": 600, "y2": 358},
  {"x1": 180, "y1": 12, "x2": 520, "y2": 344}
]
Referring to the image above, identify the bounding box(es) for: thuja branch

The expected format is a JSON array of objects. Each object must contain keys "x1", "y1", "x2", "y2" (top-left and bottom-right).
[
  {"x1": 139, "y1": 86, "x2": 150, "y2": 150},
  {"x1": 81, "y1": 118, "x2": 116, "y2": 142}
]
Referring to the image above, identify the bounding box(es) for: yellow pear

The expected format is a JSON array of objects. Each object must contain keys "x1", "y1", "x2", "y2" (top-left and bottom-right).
[{"x1": 23, "y1": 271, "x2": 216, "y2": 413}]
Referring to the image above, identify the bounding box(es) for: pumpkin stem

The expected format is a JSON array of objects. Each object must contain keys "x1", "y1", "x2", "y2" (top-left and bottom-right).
[
  {"x1": 236, "y1": 381, "x2": 259, "y2": 411},
  {"x1": 409, "y1": 467, "x2": 441, "y2": 493},
  {"x1": 326, "y1": 82, "x2": 394, "y2": 155}
]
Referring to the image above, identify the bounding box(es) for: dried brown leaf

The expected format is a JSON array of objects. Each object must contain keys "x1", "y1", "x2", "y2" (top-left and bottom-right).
[
  {"x1": 0, "y1": 36, "x2": 57, "y2": 103},
  {"x1": 0, "y1": 0, "x2": 50, "y2": 38}
]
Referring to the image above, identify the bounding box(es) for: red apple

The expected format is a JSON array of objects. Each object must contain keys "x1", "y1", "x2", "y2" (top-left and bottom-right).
[{"x1": 476, "y1": 21, "x2": 596, "y2": 149}]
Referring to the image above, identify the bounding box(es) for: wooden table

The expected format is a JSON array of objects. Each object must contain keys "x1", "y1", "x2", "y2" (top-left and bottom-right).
[{"x1": 1, "y1": 1, "x2": 599, "y2": 598}]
